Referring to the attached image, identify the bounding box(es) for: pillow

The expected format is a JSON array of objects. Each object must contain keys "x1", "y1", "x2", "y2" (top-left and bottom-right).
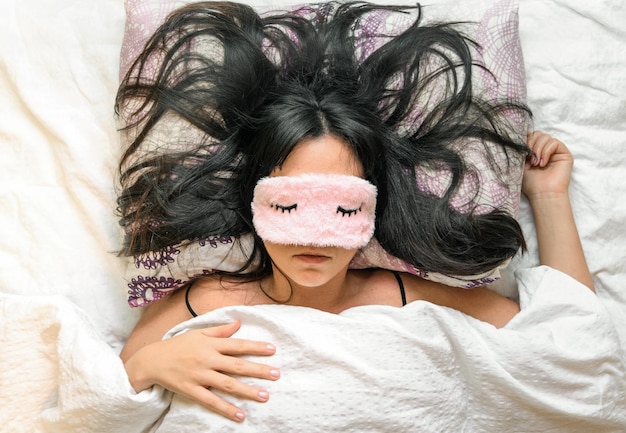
[{"x1": 118, "y1": 0, "x2": 529, "y2": 307}]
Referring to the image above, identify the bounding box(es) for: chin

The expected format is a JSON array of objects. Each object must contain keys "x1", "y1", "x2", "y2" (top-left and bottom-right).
[{"x1": 289, "y1": 270, "x2": 334, "y2": 288}]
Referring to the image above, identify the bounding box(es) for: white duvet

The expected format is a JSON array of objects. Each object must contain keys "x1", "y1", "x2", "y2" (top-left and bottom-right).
[
  {"x1": 2, "y1": 0, "x2": 626, "y2": 431},
  {"x1": 3, "y1": 267, "x2": 625, "y2": 433}
]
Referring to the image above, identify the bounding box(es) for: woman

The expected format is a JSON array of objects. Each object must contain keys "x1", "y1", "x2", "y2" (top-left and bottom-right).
[{"x1": 115, "y1": 1, "x2": 592, "y2": 423}]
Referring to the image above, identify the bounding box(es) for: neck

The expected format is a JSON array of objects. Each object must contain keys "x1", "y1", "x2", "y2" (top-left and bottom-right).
[{"x1": 262, "y1": 268, "x2": 351, "y2": 313}]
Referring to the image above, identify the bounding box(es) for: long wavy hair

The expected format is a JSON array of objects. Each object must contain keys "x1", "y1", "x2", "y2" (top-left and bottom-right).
[{"x1": 115, "y1": 1, "x2": 530, "y2": 277}]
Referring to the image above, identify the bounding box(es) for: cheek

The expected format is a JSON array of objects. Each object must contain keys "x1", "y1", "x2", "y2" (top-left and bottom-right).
[
  {"x1": 333, "y1": 248, "x2": 359, "y2": 266},
  {"x1": 263, "y1": 242, "x2": 292, "y2": 263}
]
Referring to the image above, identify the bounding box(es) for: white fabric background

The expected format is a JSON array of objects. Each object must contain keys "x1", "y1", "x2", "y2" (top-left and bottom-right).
[{"x1": 1, "y1": 0, "x2": 625, "y2": 431}]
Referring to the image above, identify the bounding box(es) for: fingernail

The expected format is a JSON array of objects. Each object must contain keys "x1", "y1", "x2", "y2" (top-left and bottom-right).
[
  {"x1": 539, "y1": 158, "x2": 545, "y2": 166},
  {"x1": 266, "y1": 343, "x2": 276, "y2": 351},
  {"x1": 270, "y1": 369, "x2": 280, "y2": 378},
  {"x1": 258, "y1": 390, "x2": 269, "y2": 400},
  {"x1": 531, "y1": 155, "x2": 538, "y2": 165},
  {"x1": 235, "y1": 412, "x2": 245, "y2": 421}
]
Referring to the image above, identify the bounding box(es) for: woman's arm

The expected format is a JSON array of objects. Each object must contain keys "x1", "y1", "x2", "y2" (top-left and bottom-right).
[
  {"x1": 120, "y1": 284, "x2": 280, "y2": 423},
  {"x1": 523, "y1": 131, "x2": 594, "y2": 290}
]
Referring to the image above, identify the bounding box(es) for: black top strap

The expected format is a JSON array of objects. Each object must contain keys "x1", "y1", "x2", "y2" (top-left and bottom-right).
[
  {"x1": 185, "y1": 272, "x2": 408, "y2": 317},
  {"x1": 392, "y1": 271, "x2": 407, "y2": 306},
  {"x1": 185, "y1": 281, "x2": 198, "y2": 317}
]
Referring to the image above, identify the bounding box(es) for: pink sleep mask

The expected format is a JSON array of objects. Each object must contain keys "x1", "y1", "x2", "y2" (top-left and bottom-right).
[{"x1": 251, "y1": 173, "x2": 377, "y2": 249}]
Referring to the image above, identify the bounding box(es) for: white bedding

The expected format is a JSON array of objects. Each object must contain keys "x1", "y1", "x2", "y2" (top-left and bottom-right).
[
  {"x1": 3, "y1": 267, "x2": 625, "y2": 433},
  {"x1": 1, "y1": 0, "x2": 626, "y2": 431}
]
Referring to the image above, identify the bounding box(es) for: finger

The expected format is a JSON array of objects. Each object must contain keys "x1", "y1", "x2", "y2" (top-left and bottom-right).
[
  {"x1": 526, "y1": 130, "x2": 544, "y2": 150},
  {"x1": 203, "y1": 369, "x2": 273, "y2": 402},
  {"x1": 200, "y1": 321, "x2": 242, "y2": 339},
  {"x1": 186, "y1": 385, "x2": 248, "y2": 423},
  {"x1": 211, "y1": 353, "x2": 280, "y2": 381},
  {"x1": 528, "y1": 132, "x2": 555, "y2": 167},
  {"x1": 210, "y1": 336, "x2": 277, "y2": 357},
  {"x1": 526, "y1": 131, "x2": 546, "y2": 165},
  {"x1": 536, "y1": 138, "x2": 563, "y2": 167},
  {"x1": 531, "y1": 131, "x2": 552, "y2": 152}
]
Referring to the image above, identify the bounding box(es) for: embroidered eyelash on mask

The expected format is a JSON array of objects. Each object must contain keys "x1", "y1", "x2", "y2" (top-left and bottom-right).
[
  {"x1": 252, "y1": 173, "x2": 377, "y2": 249},
  {"x1": 271, "y1": 204, "x2": 361, "y2": 216},
  {"x1": 337, "y1": 206, "x2": 362, "y2": 217},
  {"x1": 273, "y1": 203, "x2": 297, "y2": 213}
]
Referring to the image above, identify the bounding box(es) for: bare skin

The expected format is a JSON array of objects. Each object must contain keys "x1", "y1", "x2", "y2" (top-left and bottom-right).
[
  {"x1": 523, "y1": 131, "x2": 593, "y2": 290},
  {"x1": 121, "y1": 131, "x2": 592, "y2": 422}
]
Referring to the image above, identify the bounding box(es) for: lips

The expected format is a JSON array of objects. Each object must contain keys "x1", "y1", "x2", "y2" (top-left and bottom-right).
[{"x1": 294, "y1": 254, "x2": 330, "y2": 264}]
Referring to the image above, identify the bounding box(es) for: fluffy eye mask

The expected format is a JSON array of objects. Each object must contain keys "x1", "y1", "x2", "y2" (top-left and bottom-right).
[{"x1": 252, "y1": 173, "x2": 377, "y2": 249}]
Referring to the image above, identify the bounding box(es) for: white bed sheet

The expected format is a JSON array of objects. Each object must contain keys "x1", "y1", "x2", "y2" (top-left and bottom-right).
[{"x1": 1, "y1": 0, "x2": 625, "y2": 431}]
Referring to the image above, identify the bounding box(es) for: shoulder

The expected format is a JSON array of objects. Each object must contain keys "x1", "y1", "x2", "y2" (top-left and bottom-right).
[
  {"x1": 355, "y1": 269, "x2": 493, "y2": 307},
  {"x1": 351, "y1": 269, "x2": 417, "y2": 307},
  {"x1": 120, "y1": 285, "x2": 192, "y2": 362},
  {"x1": 394, "y1": 272, "x2": 448, "y2": 304},
  {"x1": 120, "y1": 275, "x2": 259, "y2": 361},
  {"x1": 351, "y1": 269, "x2": 457, "y2": 308},
  {"x1": 396, "y1": 271, "x2": 520, "y2": 328},
  {"x1": 186, "y1": 274, "x2": 262, "y2": 314}
]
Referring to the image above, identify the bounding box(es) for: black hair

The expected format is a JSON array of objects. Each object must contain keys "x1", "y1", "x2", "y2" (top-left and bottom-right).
[{"x1": 115, "y1": 1, "x2": 531, "y2": 277}]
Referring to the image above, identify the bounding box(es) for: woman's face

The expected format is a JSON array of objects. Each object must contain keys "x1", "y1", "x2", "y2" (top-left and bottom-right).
[{"x1": 263, "y1": 134, "x2": 365, "y2": 288}]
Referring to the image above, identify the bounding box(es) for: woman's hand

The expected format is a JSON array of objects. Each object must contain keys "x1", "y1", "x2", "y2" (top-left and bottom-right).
[
  {"x1": 522, "y1": 131, "x2": 573, "y2": 198},
  {"x1": 124, "y1": 320, "x2": 280, "y2": 422},
  {"x1": 521, "y1": 131, "x2": 594, "y2": 290}
]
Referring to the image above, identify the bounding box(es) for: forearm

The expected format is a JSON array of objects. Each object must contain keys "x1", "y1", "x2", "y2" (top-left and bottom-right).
[{"x1": 528, "y1": 192, "x2": 594, "y2": 291}]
